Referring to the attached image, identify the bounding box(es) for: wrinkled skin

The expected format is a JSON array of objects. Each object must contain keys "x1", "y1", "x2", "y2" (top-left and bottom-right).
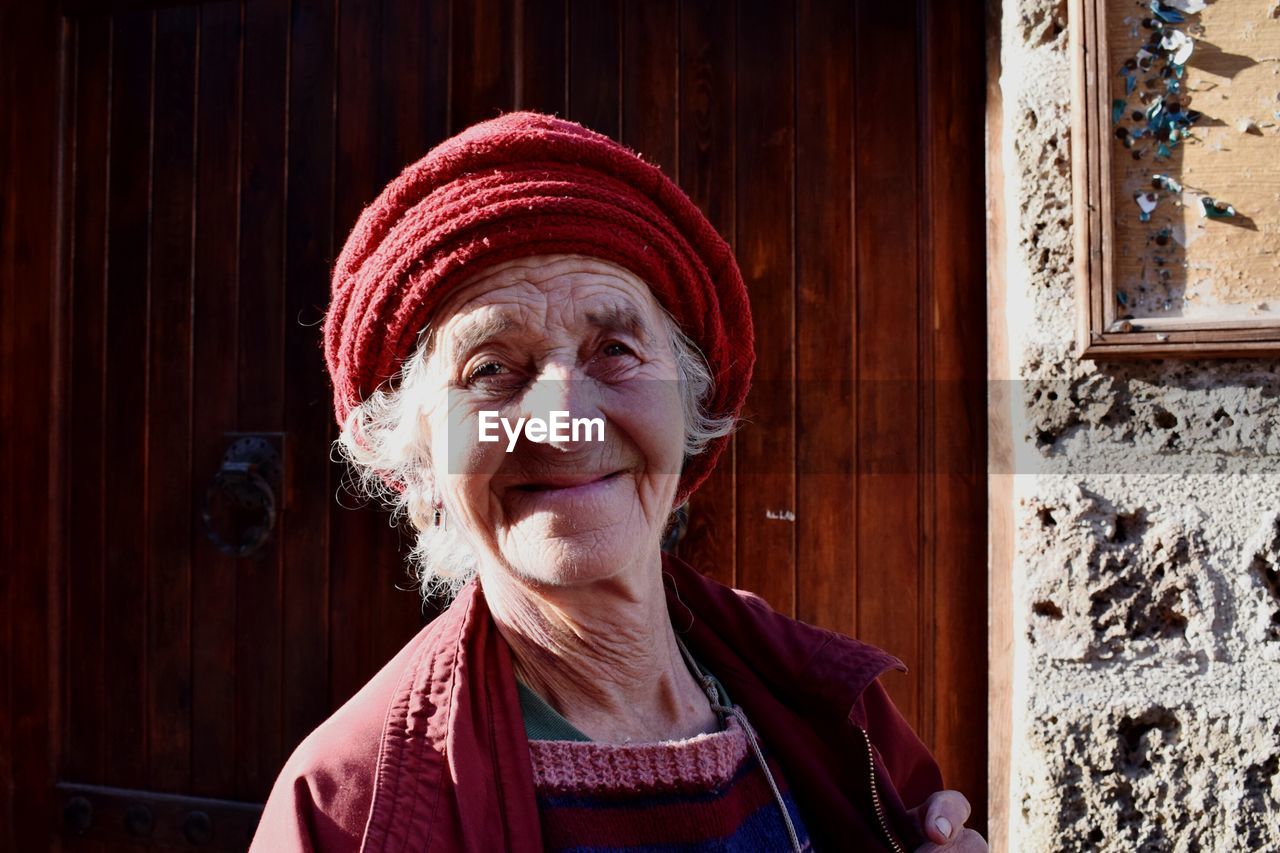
[
  {"x1": 418, "y1": 254, "x2": 715, "y2": 745},
  {"x1": 422, "y1": 254, "x2": 685, "y2": 589}
]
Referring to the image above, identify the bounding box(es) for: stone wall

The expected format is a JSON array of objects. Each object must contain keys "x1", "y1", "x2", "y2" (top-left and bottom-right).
[{"x1": 998, "y1": 1, "x2": 1280, "y2": 849}]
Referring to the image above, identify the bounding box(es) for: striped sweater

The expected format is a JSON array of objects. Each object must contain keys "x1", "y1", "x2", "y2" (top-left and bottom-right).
[{"x1": 519, "y1": 683, "x2": 813, "y2": 851}]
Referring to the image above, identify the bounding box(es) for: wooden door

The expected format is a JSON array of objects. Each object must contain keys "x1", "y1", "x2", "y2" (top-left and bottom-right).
[{"x1": 1, "y1": 0, "x2": 986, "y2": 849}]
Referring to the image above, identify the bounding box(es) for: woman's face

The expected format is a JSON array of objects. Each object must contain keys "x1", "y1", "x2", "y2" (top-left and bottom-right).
[{"x1": 419, "y1": 254, "x2": 685, "y2": 587}]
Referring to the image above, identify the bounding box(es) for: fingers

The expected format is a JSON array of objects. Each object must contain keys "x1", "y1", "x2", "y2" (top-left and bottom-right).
[
  {"x1": 907, "y1": 789, "x2": 985, "y2": 852},
  {"x1": 914, "y1": 827, "x2": 988, "y2": 852},
  {"x1": 922, "y1": 790, "x2": 972, "y2": 845}
]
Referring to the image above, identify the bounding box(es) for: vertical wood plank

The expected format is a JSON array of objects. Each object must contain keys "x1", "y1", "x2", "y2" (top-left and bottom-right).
[
  {"x1": 0, "y1": 7, "x2": 11, "y2": 836},
  {"x1": 567, "y1": 0, "x2": 620, "y2": 138},
  {"x1": 146, "y1": 2, "x2": 198, "y2": 795},
  {"x1": 332, "y1": 0, "x2": 396, "y2": 706},
  {"x1": 379, "y1": 0, "x2": 448, "y2": 174},
  {"x1": 332, "y1": 0, "x2": 422, "y2": 696},
  {"x1": 516, "y1": 0, "x2": 566, "y2": 114},
  {"x1": 64, "y1": 14, "x2": 111, "y2": 805},
  {"x1": 1, "y1": 0, "x2": 63, "y2": 847},
  {"x1": 50, "y1": 18, "x2": 76, "y2": 844},
  {"x1": 914, "y1": 0, "x2": 941, "y2": 765},
  {"x1": 986, "y1": 0, "x2": 1012, "y2": 839},
  {"x1": 621, "y1": 0, "x2": 678, "y2": 174},
  {"x1": 370, "y1": 544, "x2": 424, "y2": 667},
  {"x1": 101, "y1": 7, "x2": 154, "y2": 792},
  {"x1": 190, "y1": 0, "x2": 242, "y2": 799},
  {"x1": 449, "y1": 0, "x2": 515, "y2": 131},
  {"x1": 733, "y1": 0, "x2": 795, "y2": 616},
  {"x1": 236, "y1": 0, "x2": 289, "y2": 800},
  {"x1": 370, "y1": 0, "x2": 435, "y2": 190},
  {"x1": 795, "y1": 0, "x2": 857, "y2": 635},
  {"x1": 377, "y1": 0, "x2": 424, "y2": 186},
  {"x1": 280, "y1": 0, "x2": 337, "y2": 758},
  {"x1": 854, "y1": 0, "x2": 922, "y2": 728},
  {"x1": 921, "y1": 0, "x2": 988, "y2": 830},
  {"x1": 677, "y1": 0, "x2": 737, "y2": 590}
]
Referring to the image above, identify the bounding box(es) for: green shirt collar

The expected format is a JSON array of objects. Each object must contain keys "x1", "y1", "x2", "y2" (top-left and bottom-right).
[{"x1": 515, "y1": 650, "x2": 732, "y2": 743}]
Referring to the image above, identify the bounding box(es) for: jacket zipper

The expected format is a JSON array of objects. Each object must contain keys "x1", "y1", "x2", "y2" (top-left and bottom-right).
[{"x1": 858, "y1": 726, "x2": 906, "y2": 853}]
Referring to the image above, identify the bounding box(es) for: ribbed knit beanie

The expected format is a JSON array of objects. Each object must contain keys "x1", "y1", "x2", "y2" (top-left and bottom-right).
[{"x1": 325, "y1": 111, "x2": 754, "y2": 503}]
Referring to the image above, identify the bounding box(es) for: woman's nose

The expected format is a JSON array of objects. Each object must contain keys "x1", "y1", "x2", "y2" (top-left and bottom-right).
[{"x1": 519, "y1": 362, "x2": 598, "y2": 450}]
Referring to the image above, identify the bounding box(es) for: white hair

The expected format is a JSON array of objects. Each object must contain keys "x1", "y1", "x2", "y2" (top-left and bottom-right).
[{"x1": 334, "y1": 310, "x2": 736, "y2": 600}]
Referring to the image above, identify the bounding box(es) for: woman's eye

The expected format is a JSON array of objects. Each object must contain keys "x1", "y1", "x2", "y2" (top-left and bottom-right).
[
  {"x1": 602, "y1": 341, "x2": 634, "y2": 358},
  {"x1": 467, "y1": 361, "x2": 507, "y2": 382}
]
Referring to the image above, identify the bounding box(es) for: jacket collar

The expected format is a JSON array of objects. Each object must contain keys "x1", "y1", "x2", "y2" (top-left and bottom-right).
[
  {"x1": 659, "y1": 552, "x2": 905, "y2": 728},
  {"x1": 361, "y1": 580, "x2": 542, "y2": 852}
]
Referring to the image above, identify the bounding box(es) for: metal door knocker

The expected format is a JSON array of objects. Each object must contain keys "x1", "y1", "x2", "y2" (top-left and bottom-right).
[{"x1": 201, "y1": 434, "x2": 283, "y2": 557}]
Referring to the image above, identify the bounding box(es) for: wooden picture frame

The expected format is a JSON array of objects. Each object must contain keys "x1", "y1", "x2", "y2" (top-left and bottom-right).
[{"x1": 1070, "y1": 0, "x2": 1280, "y2": 359}]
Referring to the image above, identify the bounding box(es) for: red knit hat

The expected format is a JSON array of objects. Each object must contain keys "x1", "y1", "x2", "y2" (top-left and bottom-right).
[{"x1": 325, "y1": 111, "x2": 754, "y2": 503}]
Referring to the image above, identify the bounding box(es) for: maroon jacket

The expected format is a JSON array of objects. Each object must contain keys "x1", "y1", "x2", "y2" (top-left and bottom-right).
[{"x1": 252, "y1": 554, "x2": 943, "y2": 852}]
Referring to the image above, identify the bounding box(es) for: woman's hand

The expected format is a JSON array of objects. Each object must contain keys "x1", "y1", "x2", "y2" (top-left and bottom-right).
[{"x1": 909, "y1": 790, "x2": 988, "y2": 851}]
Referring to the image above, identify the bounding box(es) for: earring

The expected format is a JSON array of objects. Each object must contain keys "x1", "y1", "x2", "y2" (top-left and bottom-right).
[{"x1": 432, "y1": 505, "x2": 447, "y2": 530}]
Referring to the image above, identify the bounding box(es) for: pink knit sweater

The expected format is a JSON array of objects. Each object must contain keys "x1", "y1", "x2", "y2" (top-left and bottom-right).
[
  {"x1": 527, "y1": 714, "x2": 813, "y2": 850},
  {"x1": 529, "y1": 714, "x2": 751, "y2": 794}
]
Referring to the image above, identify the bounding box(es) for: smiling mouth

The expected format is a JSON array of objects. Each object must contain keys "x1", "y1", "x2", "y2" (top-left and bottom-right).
[{"x1": 513, "y1": 470, "x2": 626, "y2": 493}]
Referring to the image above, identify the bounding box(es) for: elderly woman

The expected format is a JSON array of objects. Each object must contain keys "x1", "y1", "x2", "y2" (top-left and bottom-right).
[{"x1": 253, "y1": 113, "x2": 986, "y2": 852}]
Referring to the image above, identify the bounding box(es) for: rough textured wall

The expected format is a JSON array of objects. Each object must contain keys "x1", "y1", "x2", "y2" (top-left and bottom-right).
[{"x1": 1000, "y1": 1, "x2": 1280, "y2": 850}]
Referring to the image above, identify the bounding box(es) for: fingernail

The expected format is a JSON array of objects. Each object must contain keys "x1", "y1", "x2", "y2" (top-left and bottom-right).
[{"x1": 935, "y1": 816, "x2": 953, "y2": 839}]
